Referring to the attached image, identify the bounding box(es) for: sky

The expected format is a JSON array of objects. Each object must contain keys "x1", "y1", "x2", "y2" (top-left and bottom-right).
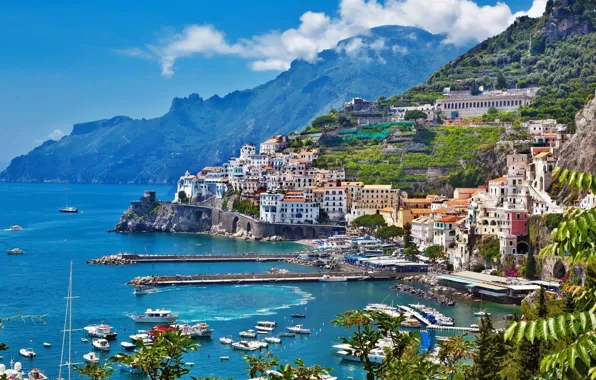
[{"x1": 0, "y1": 0, "x2": 544, "y2": 166}]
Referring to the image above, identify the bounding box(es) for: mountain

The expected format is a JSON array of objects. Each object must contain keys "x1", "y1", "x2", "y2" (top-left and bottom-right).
[
  {"x1": 1, "y1": 25, "x2": 470, "y2": 184},
  {"x1": 394, "y1": 0, "x2": 596, "y2": 126}
]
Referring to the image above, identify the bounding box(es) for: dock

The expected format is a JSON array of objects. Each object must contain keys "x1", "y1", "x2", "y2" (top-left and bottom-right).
[
  {"x1": 128, "y1": 271, "x2": 419, "y2": 286},
  {"x1": 88, "y1": 253, "x2": 298, "y2": 265},
  {"x1": 398, "y1": 305, "x2": 479, "y2": 333}
]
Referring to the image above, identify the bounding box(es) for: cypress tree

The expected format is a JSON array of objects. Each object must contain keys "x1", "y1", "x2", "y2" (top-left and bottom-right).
[
  {"x1": 525, "y1": 250, "x2": 537, "y2": 279},
  {"x1": 474, "y1": 316, "x2": 508, "y2": 380}
]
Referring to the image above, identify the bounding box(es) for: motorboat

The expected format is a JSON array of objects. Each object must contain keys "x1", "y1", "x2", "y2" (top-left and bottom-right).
[
  {"x1": 232, "y1": 341, "x2": 258, "y2": 351},
  {"x1": 121, "y1": 342, "x2": 136, "y2": 351},
  {"x1": 128, "y1": 309, "x2": 178, "y2": 323},
  {"x1": 81, "y1": 338, "x2": 89, "y2": 343},
  {"x1": 256, "y1": 329, "x2": 269, "y2": 335},
  {"x1": 291, "y1": 313, "x2": 306, "y2": 318},
  {"x1": 184, "y1": 362, "x2": 194, "y2": 367},
  {"x1": 129, "y1": 331, "x2": 149, "y2": 341},
  {"x1": 220, "y1": 356, "x2": 229, "y2": 361},
  {"x1": 256, "y1": 321, "x2": 277, "y2": 328},
  {"x1": 286, "y1": 325, "x2": 311, "y2": 334},
  {"x1": 278, "y1": 332, "x2": 296, "y2": 337},
  {"x1": 28, "y1": 368, "x2": 48, "y2": 380},
  {"x1": 9, "y1": 225, "x2": 23, "y2": 231},
  {"x1": 133, "y1": 286, "x2": 158, "y2": 296},
  {"x1": 120, "y1": 364, "x2": 144, "y2": 374},
  {"x1": 239, "y1": 330, "x2": 257, "y2": 338},
  {"x1": 84, "y1": 324, "x2": 118, "y2": 340},
  {"x1": 59, "y1": 207, "x2": 78, "y2": 213},
  {"x1": 264, "y1": 337, "x2": 281, "y2": 344},
  {"x1": 400, "y1": 318, "x2": 422, "y2": 328},
  {"x1": 0, "y1": 359, "x2": 24, "y2": 380},
  {"x1": 470, "y1": 324, "x2": 479, "y2": 329},
  {"x1": 219, "y1": 337, "x2": 233, "y2": 345},
  {"x1": 83, "y1": 352, "x2": 100, "y2": 363},
  {"x1": 43, "y1": 343, "x2": 51, "y2": 348},
  {"x1": 319, "y1": 275, "x2": 348, "y2": 282},
  {"x1": 255, "y1": 325, "x2": 274, "y2": 332},
  {"x1": 92, "y1": 338, "x2": 110, "y2": 352},
  {"x1": 19, "y1": 348, "x2": 36, "y2": 358},
  {"x1": 251, "y1": 341, "x2": 269, "y2": 349},
  {"x1": 474, "y1": 310, "x2": 491, "y2": 317},
  {"x1": 175, "y1": 322, "x2": 213, "y2": 338},
  {"x1": 7, "y1": 248, "x2": 24, "y2": 255},
  {"x1": 334, "y1": 345, "x2": 385, "y2": 364}
]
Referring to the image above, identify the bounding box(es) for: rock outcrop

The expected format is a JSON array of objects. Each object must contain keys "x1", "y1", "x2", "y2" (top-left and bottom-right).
[{"x1": 558, "y1": 96, "x2": 596, "y2": 176}]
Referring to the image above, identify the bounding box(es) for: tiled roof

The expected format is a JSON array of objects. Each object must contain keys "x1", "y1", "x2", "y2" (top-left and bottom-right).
[
  {"x1": 489, "y1": 177, "x2": 507, "y2": 183},
  {"x1": 438, "y1": 216, "x2": 460, "y2": 223}
]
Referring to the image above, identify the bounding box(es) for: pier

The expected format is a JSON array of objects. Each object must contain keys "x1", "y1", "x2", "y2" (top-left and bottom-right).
[
  {"x1": 128, "y1": 271, "x2": 422, "y2": 286},
  {"x1": 88, "y1": 253, "x2": 298, "y2": 265},
  {"x1": 398, "y1": 305, "x2": 479, "y2": 333}
]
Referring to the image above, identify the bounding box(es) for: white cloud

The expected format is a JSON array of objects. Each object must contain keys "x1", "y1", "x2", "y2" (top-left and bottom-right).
[
  {"x1": 116, "y1": 0, "x2": 548, "y2": 76},
  {"x1": 48, "y1": 129, "x2": 65, "y2": 140}
]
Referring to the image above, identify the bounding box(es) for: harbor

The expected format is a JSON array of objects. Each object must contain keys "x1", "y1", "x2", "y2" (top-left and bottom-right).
[{"x1": 87, "y1": 252, "x2": 298, "y2": 265}]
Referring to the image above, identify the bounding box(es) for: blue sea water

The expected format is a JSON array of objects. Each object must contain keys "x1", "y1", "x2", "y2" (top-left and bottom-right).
[{"x1": 0, "y1": 184, "x2": 518, "y2": 379}]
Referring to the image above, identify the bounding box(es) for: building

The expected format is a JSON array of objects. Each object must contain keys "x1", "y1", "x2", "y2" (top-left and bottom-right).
[
  {"x1": 321, "y1": 186, "x2": 347, "y2": 221},
  {"x1": 411, "y1": 216, "x2": 435, "y2": 250},
  {"x1": 259, "y1": 192, "x2": 320, "y2": 224},
  {"x1": 433, "y1": 216, "x2": 460, "y2": 250},
  {"x1": 436, "y1": 88, "x2": 537, "y2": 119},
  {"x1": 259, "y1": 135, "x2": 289, "y2": 155}
]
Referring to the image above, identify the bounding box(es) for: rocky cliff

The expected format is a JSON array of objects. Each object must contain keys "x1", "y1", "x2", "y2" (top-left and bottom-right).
[
  {"x1": 114, "y1": 197, "x2": 211, "y2": 233},
  {"x1": 557, "y1": 95, "x2": 596, "y2": 176}
]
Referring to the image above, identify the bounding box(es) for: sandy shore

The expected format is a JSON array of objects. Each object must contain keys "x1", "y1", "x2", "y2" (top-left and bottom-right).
[{"x1": 293, "y1": 239, "x2": 320, "y2": 248}]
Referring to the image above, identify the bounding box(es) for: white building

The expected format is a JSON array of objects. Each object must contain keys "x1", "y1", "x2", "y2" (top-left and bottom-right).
[
  {"x1": 259, "y1": 192, "x2": 320, "y2": 224},
  {"x1": 433, "y1": 216, "x2": 459, "y2": 250},
  {"x1": 411, "y1": 216, "x2": 435, "y2": 250}
]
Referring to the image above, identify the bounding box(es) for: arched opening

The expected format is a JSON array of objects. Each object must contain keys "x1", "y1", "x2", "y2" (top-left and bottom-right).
[
  {"x1": 553, "y1": 260, "x2": 567, "y2": 279},
  {"x1": 490, "y1": 220, "x2": 497, "y2": 226},
  {"x1": 232, "y1": 217, "x2": 239, "y2": 233},
  {"x1": 294, "y1": 227, "x2": 304, "y2": 240},
  {"x1": 306, "y1": 227, "x2": 316, "y2": 239},
  {"x1": 246, "y1": 222, "x2": 252, "y2": 234},
  {"x1": 539, "y1": 176, "x2": 544, "y2": 192},
  {"x1": 282, "y1": 226, "x2": 294, "y2": 240}
]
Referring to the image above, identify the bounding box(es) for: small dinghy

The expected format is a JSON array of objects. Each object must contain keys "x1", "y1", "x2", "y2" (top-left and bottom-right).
[
  {"x1": 43, "y1": 343, "x2": 51, "y2": 348},
  {"x1": 19, "y1": 348, "x2": 36, "y2": 358},
  {"x1": 220, "y1": 356, "x2": 229, "y2": 361}
]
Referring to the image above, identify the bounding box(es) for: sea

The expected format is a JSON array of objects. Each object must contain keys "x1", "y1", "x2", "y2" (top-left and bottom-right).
[{"x1": 0, "y1": 183, "x2": 519, "y2": 379}]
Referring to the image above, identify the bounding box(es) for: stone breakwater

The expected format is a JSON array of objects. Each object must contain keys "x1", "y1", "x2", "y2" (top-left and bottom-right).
[
  {"x1": 401, "y1": 275, "x2": 473, "y2": 300},
  {"x1": 87, "y1": 254, "x2": 135, "y2": 265},
  {"x1": 391, "y1": 283, "x2": 456, "y2": 306},
  {"x1": 199, "y1": 224, "x2": 284, "y2": 242}
]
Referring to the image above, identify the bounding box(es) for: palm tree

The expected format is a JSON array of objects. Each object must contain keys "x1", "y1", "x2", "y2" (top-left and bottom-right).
[
  {"x1": 438, "y1": 335, "x2": 474, "y2": 377},
  {"x1": 505, "y1": 168, "x2": 596, "y2": 379}
]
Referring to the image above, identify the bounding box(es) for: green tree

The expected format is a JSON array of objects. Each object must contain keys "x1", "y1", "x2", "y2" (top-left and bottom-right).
[
  {"x1": 177, "y1": 191, "x2": 189, "y2": 204},
  {"x1": 72, "y1": 362, "x2": 115, "y2": 380},
  {"x1": 352, "y1": 214, "x2": 387, "y2": 230},
  {"x1": 496, "y1": 71, "x2": 508, "y2": 89},
  {"x1": 438, "y1": 334, "x2": 474, "y2": 377},
  {"x1": 525, "y1": 250, "x2": 537, "y2": 279},
  {"x1": 404, "y1": 247, "x2": 418, "y2": 261},
  {"x1": 112, "y1": 330, "x2": 198, "y2": 380},
  {"x1": 404, "y1": 110, "x2": 428, "y2": 121},
  {"x1": 487, "y1": 106, "x2": 498, "y2": 115},
  {"x1": 291, "y1": 138, "x2": 304, "y2": 148},
  {"x1": 403, "y1": 223, "x2": 413, "y2": 248},
  {"x1": 424, "y1": 245, "x2": 443, "y2": 261},
  {"x1": 244, "y1": 352, "x2": 279, "y2": 378},
  {"x1": 473, "y1": 316, "x2": 508, "y2": 380},
  {"x1": 376, "y1": 225, "x2": 403, "y2": 240}
]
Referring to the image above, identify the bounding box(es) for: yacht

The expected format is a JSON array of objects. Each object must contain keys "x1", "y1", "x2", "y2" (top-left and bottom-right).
[
  {"x1": 128, "y1": 309, "x2": 178, "y2": 323},
  {"x1": 174, "y1": 322, "x2": 213, "y2": 338},
  {"x1": 232, "y1": 341, "x2": 258, "y2": 351},
  {"x1": 120, "y1": 342, "x2": 136, "y2": 351},
  {"x1": 59, "y1": 207, "x2": 78, "y2": 214},
  {"x1": 256, "y1": 321, "x2": 277, "y2": 328},
  {"x1": 400, "y1": 318, "x2": 422, "y2": 328},
  {"x1": 264, "y1": 337, "x2": 281, "y2": 344},
  {"x1": 133, "y1": 286, "x2": 158, "y2": 296},
  {"x1": 239, "y1": 330, "x2": 257, "y2": 338},
  {"x1": 286, "y1": 325, "x2": 311, "y2": 334},
  {"x1": 19, "y1": 348, "x2": 36, "y2": 358},
  {"x1": 92, "y1": 338, "x2": 110, "y2": 352},
  {"x1": 83, "y1": 352, "x2": 100, "y2": 363},
  {"x1": 84, "y1": 324, "x2": 118, "y2": 340},
  {"x1": 7, "y1": 248, "x2": 24, "y2": 255},
  {"x1": 320, "y1": 275, "x2": 348, "y2": 282},
  {"x1": 250, "y1": 341, "x2": 269, "y2": 349},
  {"x1": 27, "y1": 368, "x2": 48, "y2": 380},
  {"x1": 474, "y1": 310, "x2": 491, "y2": 317},
  {"x1": 9, "y1": 225, "x2": 23, "y2": 231},
  {"x1": 0, "y1": 359, "x2": 24, "y2": 380},
  {"x1": 219, "y1": 337, "x2": 233, "y2": 345},
  {"x1": 335, "y1": 346, "x2": 385, "y2": 364}
]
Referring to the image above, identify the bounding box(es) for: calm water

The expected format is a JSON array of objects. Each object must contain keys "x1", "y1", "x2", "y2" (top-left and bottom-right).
[{"x1": 0, "y1": 184, "x2": 518, "y2": 379}]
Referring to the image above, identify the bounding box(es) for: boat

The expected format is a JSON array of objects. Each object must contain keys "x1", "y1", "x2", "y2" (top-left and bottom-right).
[
  {"x1": 184, "y1": 362, "x2": 194, "y2": 367},
  {"x1": 120, "y1": 363, "x2": 144, "y2": 374},
  {"x1": 319, "y1": 275, "x2": 348, "y2": 282},
  {"x1": 256, "y1": 329, "x2": 269, "y2": 335},
  {"x1": 0, "y1": 359, "x2": 24, "y2": 380},
  {"x1": 256, "y1": 321, "x2": 277, "y2": 328},
  {"x1": 175, "y1": 322, "x2": 213, "y2": 338},
  {"x1": 120, "y1": 342, "x2": 136, "y2": 351},
  {"x1": 219, "y1": 337, "x2": 233, "y2": 345},
  {"x1": 264, "y1": 337, "x2": 281, "y2": 344},
  {"x1": 474, "y1": 310, "x2": 491, "y2": 317},
  {"x1": 335, "y1": 346, "x2": 385, "y2": 364},
  {"x1": 400, "y1": 318, "x2": 422, "y2": 328},
  {"x1": 43, "y1": 343, "x2": 51, "y2": 348},
  {"x1": 19, "y1": 348, "x2": 36, "y2": 358},
  {"x1": 9, "y1": 225, "x2": 23, "y2": 231},
  {"x1": 133, "y1": 286, "x2": 158, "y2": 296},
  {"x1": 128, "y1": 309, "x2": 178, "y2": 323},
  {"x1": 251, "y1": 341, "x2": 269, "y2": 349},
  {"x1": 220, "y1": 356, "x2": 229, "y2": 361},
  {"x1": 255, "y1": 325, "x2": 274, "y2": 332},
  {"x1": 92, "y1": 338, "x2": 110, "y2": 352},
  {"x1": 239, "y1": 329, "x2": 257, "y2": 338},
  {"x1": 278, "y1": 332, "x2": 296, "y2": 337},
  {"x1": 59, "y1": 207, "x2": 78, "y2": 214},
  {"x1": 83, "y1": 352, "x2": 100, "y2": 363},
  {"x1": 28, "y1": 368, "x2": 48, "y2": 380},
  {"x1": 7, "y1": 248, "x2": 24, "y2": 255},
  {"x1": 232, "y1": 341, "x2": 258, "y2": 351},
  {"x1": 81, "y1": 338, "x2": 89, "y2": 343},
  {"x1": 291, "y1": 313, "x2": 306, "y2": 318},
  {"x1": 470, "y1": 324, "x2": 479, "y2": 329},
  {"x1": 84, "y1": 324, "x2": 118, "y2": 340},
  {"x1": 286, "y1": 325, "x2": 311, "y2": 334}
]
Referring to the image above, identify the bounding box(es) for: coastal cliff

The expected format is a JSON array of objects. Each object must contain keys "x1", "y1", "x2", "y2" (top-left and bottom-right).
[
  {"x1": 115, "y1": 196, "x2": 211, "y2": 233},
  {"x1": 557, "y1": 96, "x2": 596, "y2": 176}
]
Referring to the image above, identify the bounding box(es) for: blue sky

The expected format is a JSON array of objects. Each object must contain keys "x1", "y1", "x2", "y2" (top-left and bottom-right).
[{"x1": 0, "y1": 0, "x2": 541, "y2": 165}]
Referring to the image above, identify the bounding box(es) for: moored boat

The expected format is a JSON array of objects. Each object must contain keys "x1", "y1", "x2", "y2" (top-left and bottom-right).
[
  {"x1": 239, "y1": 330, "x2": 257, "y2": 338},
  {"x1": 120, "y1": 363, "x2": 144, "y2": 374},
  {"x1": 400, "y1": 318, "x2": 422, "y2": 328},
  {"x1": 286, "y1": 325, "x2": 311, "y2": 334},
  {"x1": 255, "y1": 325, "x2": 274, "y2": 332},
  {"x1": 84, "y1": 324, "x2": 118, "y2": 340},
  {"x1": 9, "y1": 225, "x2": 23, "y2": 231},
  {"x1": 43, "y1": 342, "x2": 51, "y2": 348},
  {"x1": 81, "y1": 338, "x2": 89, "y2": 343},
  {"x1": 92, "y1": 338, "x2": 110, "y2": 352},
  {"x1": 264, "y1": 337, "x2": 281, "y2": 344},
  {"x1": 28, "y1": 368, "x2": 48, "y2": 380},
  {"x1": 232, "y1": 341, "x2": 258, "y2": 351},
  {"x1": 278, "y1": 332, "x2": 296, "y2": 337},
  {"x1": 133, "y1": 286, "x2": 158, "y2": 296},
  {"x1": 291, "y1": 313, "x2": 306, "y2": 318},
  {"x1": 319, "y1": 275, "x2": 348, "y2": 282},
  {"x1": 174, "y1": 322, "x2": 213, "y2": 338},
  {"x1": 19, "y1": 348, "x2": 35, "y2": 358},
  {"x1": 220, "y1": 356, "x2": 229, "y2": 361},
  {"x1": 474, "y1": 310, "x2": 491, "y2": 317},
  {"x1": 128, "y1": 309, "x2": 178, "y2": 323},
  {"x1": 256, "y1": 321, "x2": 277, "y2": 328},
  {"x1": 121, "y1": 342, "x2": 136, "y2": 351},
  {"x1": 59, "y1": 207, "x2": 78, "y2": 214},
  {"x1": 83, "y1": 352, "x2": 100, "y2": 363},
  {"x1": 219, "y1": 337, "x2": 233, "y2": 345},
  {"x1": 7, "y1": 248, "x2": 24, "y2": 255}
]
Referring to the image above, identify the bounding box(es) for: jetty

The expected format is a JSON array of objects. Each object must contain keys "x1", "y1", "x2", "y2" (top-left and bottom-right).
[
  {"x1": 127, "y1": 271, "x2": 420, "y2": 286},
  {"x1": 398, "y1": 305, "x2": 479, "y2": 333},
  {"x1": 88, "y1": 253, "x2": 297, "y2": 265}
]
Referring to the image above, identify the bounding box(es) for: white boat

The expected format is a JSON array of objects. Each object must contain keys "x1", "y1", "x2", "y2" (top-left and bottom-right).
[
  {"x1": 239, "y1": 329, "x2": 257, "y2": 338},
  {"x1": 320, "y1": 275, "x2": 348, "y2": 282},
  {"x1": 175, "y1": 322, "x2": 213, "y2": 338},
  {"x1": 133, "y1": 286, "x2": 158, "y2": 296},
  {"x1": 92, "y1": 338, "x2": 110, "y2": 351},
  {"x1": 184, "y1": 362, "x2": 194, "y2": 367},
  {"x1": 81, "y1": 338, "x2": 89, "y2": 343},
  {"x1": 27, "y1": 368, "x2": 48, "y2": 380},
  {"x1": 19, "y1": 348, "x2": 36, "y2": 358},
  {"x1": 84, "y1": 324, "x2": 118, "y2": 340},
  {"x1": 251, "y1": 341, "x2": 269, "y2": 349},
  {"x1": 59, "y1": 206, "x2": 78, "y2": 214},
  {"x1": 43, "y1": 342, "x2": 51, "y2": 348},
  {"x1": 470, "y1": 324, "x2": 479, "y2": 328},
  {"x1": 83, "y1": 352, "x2": 100, "y2": 363},
  {"x1": 219, "y1": 337, "x2": 233, "y2": 345},
  {"x1": 9, "y1": 225, "x2": 23, "y2": 231},
  {"x1": 120, "y1": 342, "x2": 136, "y2": 351},
  {"x1": 120, "y1": 363, "x2": 144, "y2": 374},
  {"x1": 256, "y1": 321, "x2": 277, "y2": 328},
  {"x1": 220, "y1": 356, "x2": 229, "y2": 361},
  {"x1": 7, "y1": 248, "x2": 24, "y2": 255},
  {"x1": 0, "y1": 359, "x2": 24, "y2": 380},
  {"x1": 264, "y1": 337, "x2": 281, "y2": 344},
  {"x1": 232, "y1": 341, "x2": 258, "y2": 351},
  {"x1": 286, "y1": 325, "x2": 311, "y2": 334},
  {"x1": 128, "y1": 309, "x2": 178, "y2": 323},
  {"x1": 129, "y1": 331, "x2": 149, "y2": 341},
  {"x1": 474, "y1": 310, "x2": 491, "y2": 317},
  {"x1": 336, "y1": 347, "x2": 385, "y2": 364},
  {"x1": 255, "y1": 325, "x2": 274, "y2": 332}
]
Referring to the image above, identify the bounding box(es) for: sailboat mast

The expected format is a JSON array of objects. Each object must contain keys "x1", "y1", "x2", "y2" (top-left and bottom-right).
[{"x1": 67, "y1": 261, "x2": 73, "y2": 380}]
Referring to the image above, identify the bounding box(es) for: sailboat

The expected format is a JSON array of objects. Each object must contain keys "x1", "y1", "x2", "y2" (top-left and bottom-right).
[
  {"x1": 59, "y1": 177, "x2": 78, "y2": 213},
  {"x1": 57, "y1": 261, "x2": 81, "y2": 380}
]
